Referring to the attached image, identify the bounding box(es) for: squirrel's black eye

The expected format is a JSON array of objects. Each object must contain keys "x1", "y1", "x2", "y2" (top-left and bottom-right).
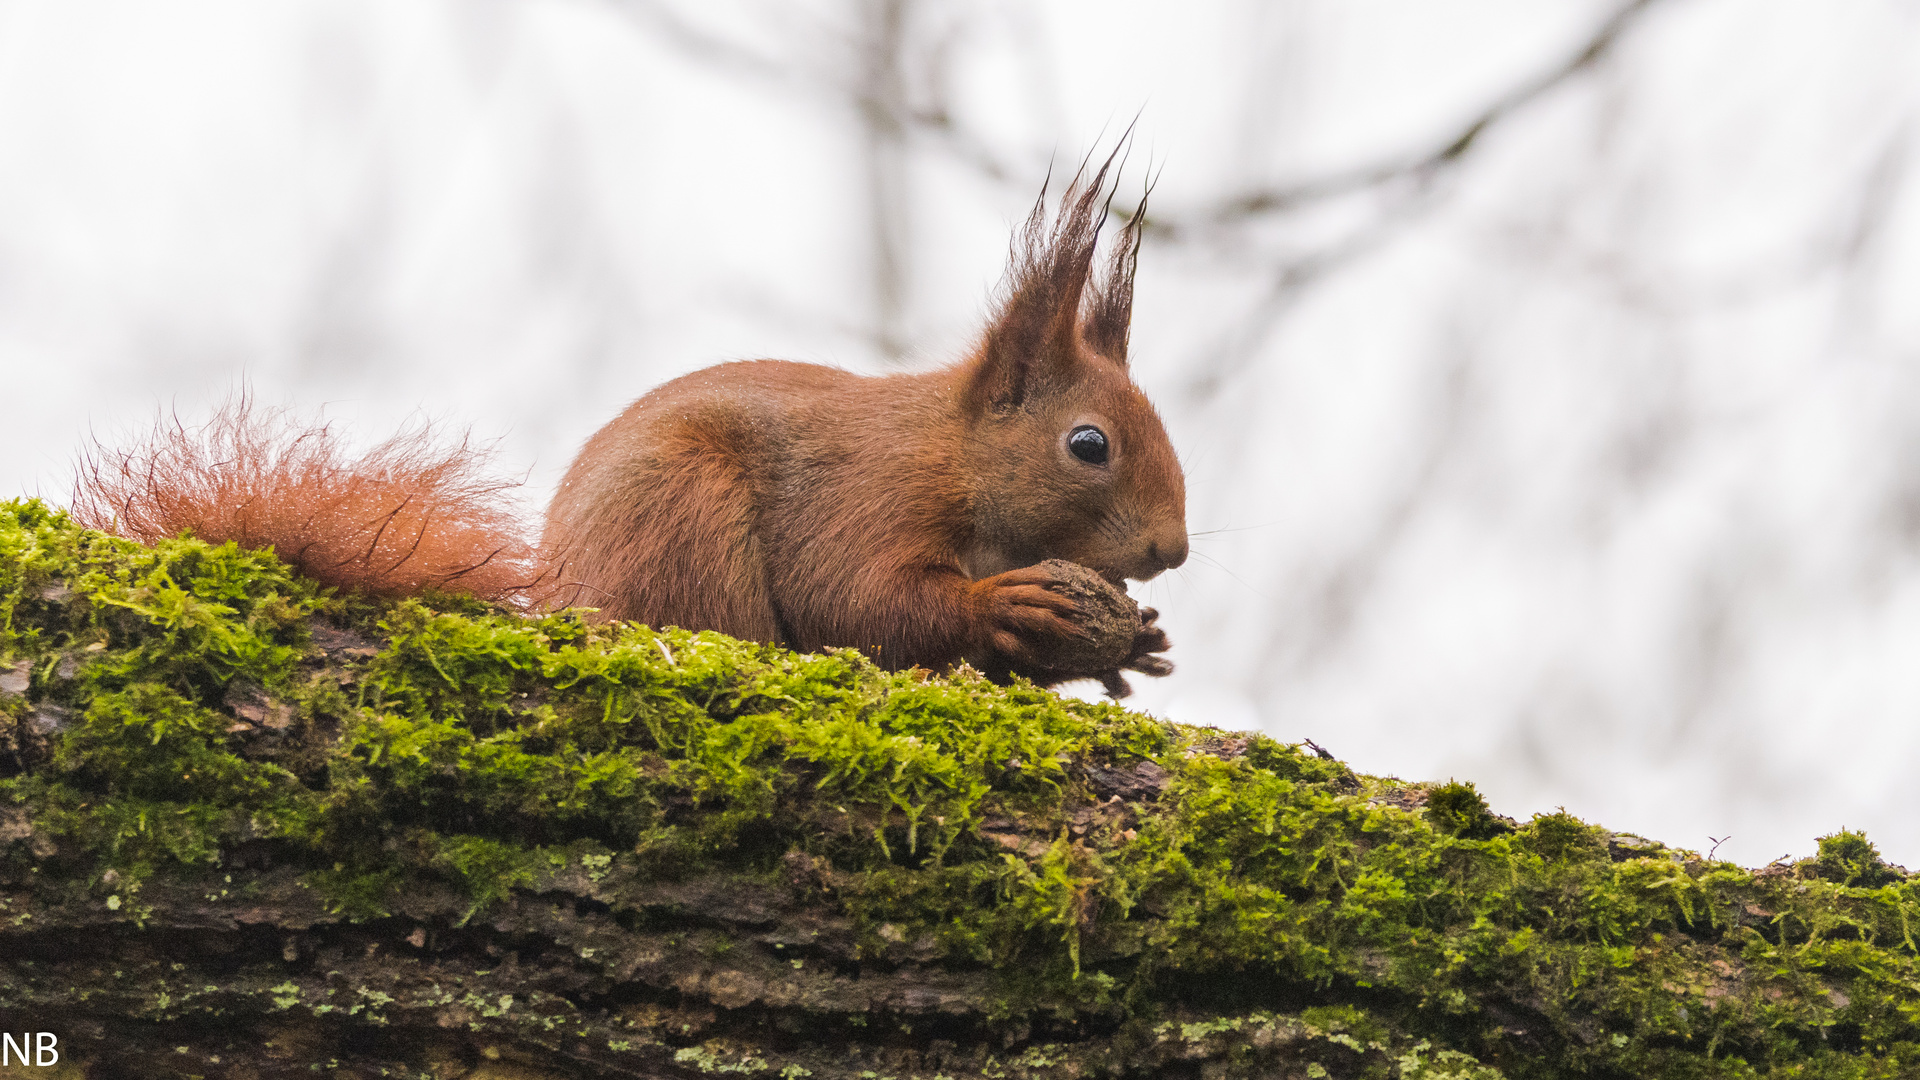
[{"x1": 1067, "y1": 425, "x2": 1109, "y2": 466}]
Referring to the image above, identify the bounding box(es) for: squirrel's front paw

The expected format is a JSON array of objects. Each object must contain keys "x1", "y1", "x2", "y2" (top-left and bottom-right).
[
  {"x1": 972, "y1": 560, "x2": 1153, "y2": 686},
  {"x1": 973, "y1": 564, "x2": 1086, "y2": 664}
]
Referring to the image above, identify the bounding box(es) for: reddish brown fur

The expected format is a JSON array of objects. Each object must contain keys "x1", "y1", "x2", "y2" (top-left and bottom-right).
[
  {"x1": 74, "y1": 153, "x2": 1187, "y2": 692},
  {"x1": 544, "y1": 157, "x2": 1187, "y2": 688},
  {"x1": 73, "y1": 397, "x2": 548, "y2": 603}
]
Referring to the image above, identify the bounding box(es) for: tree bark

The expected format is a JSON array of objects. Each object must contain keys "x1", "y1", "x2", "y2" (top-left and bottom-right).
[{"x1": 6, "y1": 497, "x2": 1920, "y2": 1079}]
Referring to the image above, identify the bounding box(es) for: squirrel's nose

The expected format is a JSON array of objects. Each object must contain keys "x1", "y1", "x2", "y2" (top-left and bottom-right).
[{"x1": 1147, "y1": 532, "x2": 1188, "y2": 572}]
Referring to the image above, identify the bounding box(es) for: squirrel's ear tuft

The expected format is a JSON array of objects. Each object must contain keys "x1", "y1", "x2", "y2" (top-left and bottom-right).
[
  {"x1": 1082, "y1": 177, "x2": 1149, "y2": 366},
  {"x1": 971, "y1": 145, "x2": 1132, "y2": 411}
]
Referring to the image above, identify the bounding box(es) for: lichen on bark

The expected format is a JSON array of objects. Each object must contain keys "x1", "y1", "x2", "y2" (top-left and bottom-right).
[{"x1": 4, "y1": 496, "x2": 1920, "y2": 1079}]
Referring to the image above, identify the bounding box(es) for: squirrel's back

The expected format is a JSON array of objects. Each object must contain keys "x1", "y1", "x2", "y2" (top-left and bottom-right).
[{"x1": 541, "y1": 358, "x2": 968, "y2": 643}]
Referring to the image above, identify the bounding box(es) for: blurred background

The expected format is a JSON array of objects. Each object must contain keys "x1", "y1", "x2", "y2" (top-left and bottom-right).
[{"x1": 2, "y1": 0, "x2": 1918, "y2": 868}]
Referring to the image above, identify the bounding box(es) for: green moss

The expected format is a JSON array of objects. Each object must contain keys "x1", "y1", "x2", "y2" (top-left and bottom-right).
[
  {"x1": 1816, "y1": 830, "x2": 1902, "y2": 889},
  {"x1": 12, "y1": 495, "x2": 1920, "y2": 1078},
  {"x1": 1424, "y1": 780, "x2": 1508, "y2": 841},
  {"x1": 1520, "y1": 808, "x2": 1608, "y2": 864}
]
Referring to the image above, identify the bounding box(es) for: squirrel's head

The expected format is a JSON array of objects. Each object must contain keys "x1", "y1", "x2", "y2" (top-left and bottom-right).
[{"x1": 960, "y1": 159, "x2": 1187, "y2": 586}]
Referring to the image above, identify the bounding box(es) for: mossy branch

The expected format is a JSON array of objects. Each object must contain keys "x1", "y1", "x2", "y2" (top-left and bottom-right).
[{"x1": 2, "y1": 497, "x2": 1918, "y2": 1079}]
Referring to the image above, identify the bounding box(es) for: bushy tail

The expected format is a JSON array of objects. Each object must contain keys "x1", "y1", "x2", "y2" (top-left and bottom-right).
[{"x1": 73, "y1": 396, "x2": 551, "y2": 604}]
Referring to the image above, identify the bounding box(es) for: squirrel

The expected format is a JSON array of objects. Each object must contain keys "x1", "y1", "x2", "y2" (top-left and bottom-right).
[{"x1": 72, "y1": 156, "x2": 1187, "y2": 695}]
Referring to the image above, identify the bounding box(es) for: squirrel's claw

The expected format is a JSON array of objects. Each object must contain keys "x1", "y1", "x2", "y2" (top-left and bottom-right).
[
  {"x1": 1122, "y1": 606, "x2": 1174, "y2": 675},
  {"x1": 1099, "y1": 607, "x2": 1173, "y2": 698}
]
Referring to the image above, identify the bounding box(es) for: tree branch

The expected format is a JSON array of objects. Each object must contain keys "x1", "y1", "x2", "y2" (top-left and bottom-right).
[{"x1": 1153, "y1": 0, "x2": 1667, "y2": 240}]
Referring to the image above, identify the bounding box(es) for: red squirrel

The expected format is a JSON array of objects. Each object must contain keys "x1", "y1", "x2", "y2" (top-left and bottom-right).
[{"x1": 74, "y1": 159, "x2": 1187, "y2": 694}]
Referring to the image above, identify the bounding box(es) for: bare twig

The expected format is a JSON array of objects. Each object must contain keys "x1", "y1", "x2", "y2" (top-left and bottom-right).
[
  {"x1": 1153, "y1": 0, "x2": 1666, "y2": 240},
  {"x1": 1174, "y1": 0, "x2": 1667, "y2": 395},
  {"x1": 857, "y1": 0, "x2": 912, "y2": 361},
  {"x1": 600, "y1": 0, "x2": 801, "y2": 88},
  {"x1": 601, "y1": 0, "x2": 1035, "y2": 185}
]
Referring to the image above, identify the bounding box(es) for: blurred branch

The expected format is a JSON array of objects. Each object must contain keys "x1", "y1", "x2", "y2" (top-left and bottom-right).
[
  {"x1": 600, "y1": 0, "x2": 1033, "y2": 183},
  {"x1": 1494, "y1": 120, "x2": 1915, "y2": 319},
  {"x1": 606, "y1": 0, "x2": 1668, "y2": 377},
  {"x1": 858, "y1": 0, "x2": 912, "y2": 360},
  {"x1": 1177, "y1": 0, "x2": 1666, "y2": 399},
  {"x1": 600, "y1": 0, "x2": 800, "y2": 87},
  {"x1": 1151, "y1": 0, "x2": 1667, "y2": 241},
  {"x1": 600, "y1": 0, "x2": 1042, "y2": 361},
  {"x1": 1180, "y1": 193, "x2": 1434, "y2": 405}
]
